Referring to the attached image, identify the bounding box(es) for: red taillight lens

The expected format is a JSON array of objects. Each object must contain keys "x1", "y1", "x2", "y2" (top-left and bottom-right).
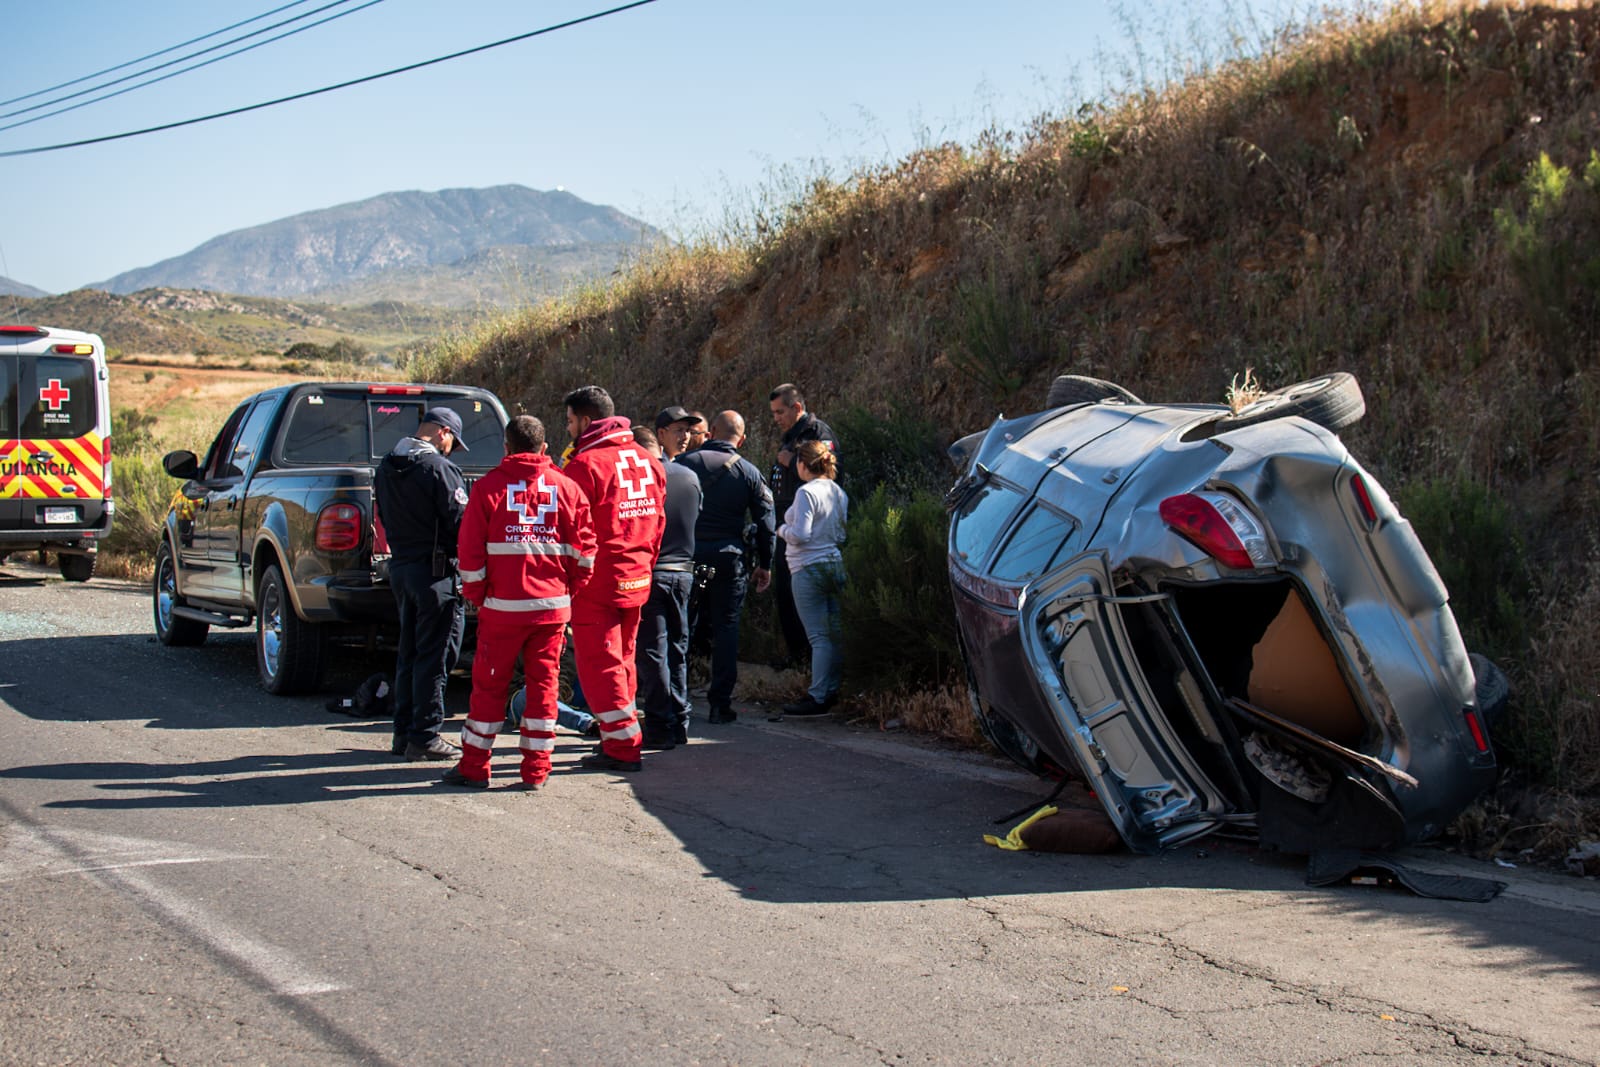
[
  {"x1": 316, "y1": 503, "x2": 363, "y2": 552},
  {"x1": 1159, "y1": 492, "x2": 1270, "y2": 570},
  {"x1": 368, "y1": 385, "x2": 425, "y2": 395},
  {"x1": 1351, "y1": 473, "x2": 1378, "y2": 525},
  {"x1": 52, "y1": 343, "x2": 93, "y2": 354},
  {"x1": 0, "y1": 325, "x2": 47, "y2": 336},
  {"x1": 1463, "y1": 708, "x2": 1490, "y2": 753}
]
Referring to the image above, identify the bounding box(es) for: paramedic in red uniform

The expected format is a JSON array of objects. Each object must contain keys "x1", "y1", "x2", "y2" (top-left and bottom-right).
[
  {"x1": 442, "y1": 415, "x2": 595, "y2": 789},
  {"x1": 561, "y1": 385, "x2": 667, "y2": 773}
]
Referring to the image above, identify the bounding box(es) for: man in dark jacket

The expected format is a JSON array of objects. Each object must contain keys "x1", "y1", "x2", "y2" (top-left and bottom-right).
[
  {"x1": 374, "y1": 407, "x2": 471, "y2": 761},
  {"x1": 767, "y1": 383, "x2": 837, "y2": 669},
  {"x1": 632, "y1": 425, "x2": 701, "y2": 749},
  {"x1": 680, "y1": 410, "x2": 775, "y2": 724}
]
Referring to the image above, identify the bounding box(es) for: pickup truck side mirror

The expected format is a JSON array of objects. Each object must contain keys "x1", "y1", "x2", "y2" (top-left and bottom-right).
[{"x1": 163, "y1": 450, "x2": 200, "y2": 480}]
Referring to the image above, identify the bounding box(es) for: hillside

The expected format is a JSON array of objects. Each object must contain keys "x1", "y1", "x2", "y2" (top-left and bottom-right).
[
  {"x1": 93, "y1": 185, "x2": 664, "y2": 301},
  {"x1": 302, "y1": 242, "x2": 644, "y2": 308},
  {"x1": 420, "y1": 2, "x2": 1600, "y2": 841},
  {"x1": 5, "y1": 286, "x2": 482, "y2": 359}
]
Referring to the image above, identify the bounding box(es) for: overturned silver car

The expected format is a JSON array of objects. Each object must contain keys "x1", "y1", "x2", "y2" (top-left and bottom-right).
[{"x1": 947, "y1": 374, "x2": 1502, "y2": 855}]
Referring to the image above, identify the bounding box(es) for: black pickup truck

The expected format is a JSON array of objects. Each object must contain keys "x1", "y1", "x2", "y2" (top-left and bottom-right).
[{"x1": 153, "y1": 381, "x2": 509, "y2": 694}]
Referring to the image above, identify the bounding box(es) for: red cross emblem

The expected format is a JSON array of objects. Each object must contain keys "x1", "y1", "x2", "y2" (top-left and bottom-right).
[
  {"x1": 39, "y1": 379, "x2": 70, "y2": 411},
  {"x1": 615, "y1": 449, "x2": 655, "y2": 500},
  {"x1": 507, "y1": 476, "x2": 557, "y2": 526}
]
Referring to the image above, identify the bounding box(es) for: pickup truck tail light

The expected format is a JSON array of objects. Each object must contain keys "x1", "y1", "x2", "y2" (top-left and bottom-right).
[
  {"x1": 1159, "y1": 491, "x2": 1273, "y2": 570},
  {"x1": 316, "y1": 503, "x2": 363, "y2": 552}
]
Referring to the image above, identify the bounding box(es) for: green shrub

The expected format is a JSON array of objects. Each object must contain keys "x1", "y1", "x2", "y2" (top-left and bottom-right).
[
  {"x1": 112, "y1": 407, "x2": 159, "y2": 451},
  {"x1": 1398, "y1": 476, "x2": 1530, "y2": 664},
  {"x1": 102, "y1": 448, "x2": 175, "y2": 565},
  {"x1": 829, "y1": 405, "x2": 948, "y2": 501},
  {"x1": 838, "y1": 485, "x2": 960, "y2": 690},
  {"x1": 1494, "y1": 150, "x2": 1600, "y2": 374}
]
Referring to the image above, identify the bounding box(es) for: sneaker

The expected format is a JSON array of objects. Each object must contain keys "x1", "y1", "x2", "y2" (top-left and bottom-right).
[
  {"x1": 513, "y1": 779, "x2": 545, "y2": 792},
  {"x1": 780, "y1": 695, "x2": 832, "y2": 718},
  {"x1": 707, "y1": 705, "x2": 738, "y2": 724},
  {"x1": 641, "y1": 734, "x2": 678, "y2": 751},
  {"x1": 405, "y1": 736, "x2": 461, "y2": 762},
  {"x1": 440, "y1": 766, "x2": 488, "y2": 789},
  {"x1": 579, "y1": 751, "x2": 642, "y2": 773}
]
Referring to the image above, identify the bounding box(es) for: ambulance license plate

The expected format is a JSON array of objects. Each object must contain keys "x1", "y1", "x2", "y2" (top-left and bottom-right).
[{"x1": 43, "y1": 507, "x2": 78, "y2": 524}]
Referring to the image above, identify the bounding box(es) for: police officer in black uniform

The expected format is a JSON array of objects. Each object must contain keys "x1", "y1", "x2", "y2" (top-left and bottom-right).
[
  {"x1": 375, "y1": 407, "x2": 470, "y2": 760},
  {"x1": 767, "y1": 383, "x2": 837, "y2": 670},
  {"x1": 679, "y1": 410, "x2": 775, "y2": 724},
  {"x1": 633, "y1": 423, "x2": 702, "y2": 749}
]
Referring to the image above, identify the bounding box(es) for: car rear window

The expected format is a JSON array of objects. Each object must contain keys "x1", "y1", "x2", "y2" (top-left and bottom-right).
[
  {"x1": 951, "y1": 480, "x2": 1026, "y2": 568},
  {"x1": 280, "y1": 390, "x2": 505, "y2": 466},
  {"x1": 988, "y1": 502, "x2": 1079, "y2": 582},
  {"x1": 0, "y1": 358, "x2": 15, "y2": 437},
  {"x1": 20, "y1": 355, "x2": 96, "y2": 438}
]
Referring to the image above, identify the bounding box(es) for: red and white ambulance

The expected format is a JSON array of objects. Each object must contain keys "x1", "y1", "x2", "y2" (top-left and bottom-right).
[{"x1": 0, "y1": 324, "x2": 113, "y2": 581}]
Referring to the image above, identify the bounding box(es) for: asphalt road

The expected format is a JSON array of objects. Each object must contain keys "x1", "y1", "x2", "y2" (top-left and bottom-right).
[{"x1": 2, "y1": 559, "x2": 1597, "y2": 1065}]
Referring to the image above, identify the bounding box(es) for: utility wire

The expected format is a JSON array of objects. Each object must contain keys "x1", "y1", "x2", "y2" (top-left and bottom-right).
[
  {"x1": 2, "y1": 0, "x2": 375, "y2": 124},
  {"x1": 0, "y1": 0, "x2": 320, "y2": 109},
  {"x1": 0, "y1": 0, "x2": 659, "y2": 159}
]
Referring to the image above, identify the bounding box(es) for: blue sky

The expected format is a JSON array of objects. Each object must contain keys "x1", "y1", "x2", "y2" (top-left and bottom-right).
[{"x1": 2, "y1": 0, "x2": 1349, "y2": 293}]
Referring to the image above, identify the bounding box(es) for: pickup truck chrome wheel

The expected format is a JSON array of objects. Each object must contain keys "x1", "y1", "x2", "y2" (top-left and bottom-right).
[
  {"x1": 255, "y1": 562, "x2": 326, "y2": 695},
  {"x1": 153, "y1": 541, "x2": 207, "y2": 647}
]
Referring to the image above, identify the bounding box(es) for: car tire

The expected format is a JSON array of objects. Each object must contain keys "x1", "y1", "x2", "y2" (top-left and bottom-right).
[
  {"x1": 1469, "y1": 653, "x2": 1510, "y2": 731},
  {"x1": 154, "y1": 541, "x2": 209, "y2": 647},
  {"x1": 256, "y1": 562, "x2": 326, "y2": 695},
  {"x1": 1046, "y1": 374, "x2": 1142, "y2": 408},
  {"x1": 58, "y1": 552, "x2": 95, "y2": 582},
  {"x1": 1219, "y1": 372, "x2": 1366, "y2": 432}
]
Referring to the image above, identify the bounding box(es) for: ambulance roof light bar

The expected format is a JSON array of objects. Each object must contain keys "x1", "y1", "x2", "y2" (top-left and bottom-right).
[{"x1": 1, "y1": 325, "x2": 49, "y2": 336}]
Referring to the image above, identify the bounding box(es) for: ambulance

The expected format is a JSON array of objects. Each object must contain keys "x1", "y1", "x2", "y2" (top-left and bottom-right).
[{"x1": 0, "y1": 324, "x2": 113, "y2": 581}]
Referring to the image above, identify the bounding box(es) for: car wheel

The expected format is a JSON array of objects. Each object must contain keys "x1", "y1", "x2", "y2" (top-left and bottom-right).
[
  {"x1": 1046, "y1": 374, "x2": 1142, "y2": 408},
  {"x1": 256, "y1": 562, "x2": 326, "y2": 695},
  {"x1": 58, "y1": 552, "x2": 95, "y2": 582},
  {"x1": 1469, "y1": 653, "x2": 1510, "y2": 731},
  {"x1": 1219, "y1": 372, "x2": 1365, "y2": 432},
  {"x1": 153, "y1": 541, "x2": 208, "y2": 647}
]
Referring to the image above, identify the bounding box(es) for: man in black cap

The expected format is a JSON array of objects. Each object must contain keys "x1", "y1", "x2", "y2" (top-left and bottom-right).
[
  {"x1": 374, "y1": 406, "x2": 471, "y2": 761},
  {"x1": 654, "y1": 405, "x2": 704, "y2": 461}
]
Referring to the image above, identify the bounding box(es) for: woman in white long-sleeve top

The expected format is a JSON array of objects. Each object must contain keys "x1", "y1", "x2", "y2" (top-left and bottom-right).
[{"x1": 775, "y1": 440, "x2": 848, "y2": 717}]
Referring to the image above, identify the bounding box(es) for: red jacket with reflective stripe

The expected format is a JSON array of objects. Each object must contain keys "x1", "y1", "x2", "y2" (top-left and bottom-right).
[
  {"x1": 457, "y1": 451, "x2": 595, "y2": 625},
  {"x1": 562, "y1": 418, "x2": 666, "y2": 608}
]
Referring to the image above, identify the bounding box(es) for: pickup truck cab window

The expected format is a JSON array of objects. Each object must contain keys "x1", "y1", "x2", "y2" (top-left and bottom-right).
[
  {"x1": 988, "y1": 502, "x2": 1079, "y2": 583},
  {"x1": 228, "y1": 400, "x2": 278, "y2": 480},
  {"x1": 201, "y1": 403, "x2": 251, "y2": 482}
]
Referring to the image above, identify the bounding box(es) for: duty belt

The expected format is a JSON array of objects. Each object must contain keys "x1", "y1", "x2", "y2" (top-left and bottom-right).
[{"x1": 654, "y1": 560, "x2": 696, "y2": 573}]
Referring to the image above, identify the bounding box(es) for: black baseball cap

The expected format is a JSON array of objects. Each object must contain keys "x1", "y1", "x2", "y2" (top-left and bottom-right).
[
  {"x1": 421, "y1": 406, "x2": 469, "y2": 451},
  {"x1": 655, "y1": 405, "x2": 698, "y2": 430}
]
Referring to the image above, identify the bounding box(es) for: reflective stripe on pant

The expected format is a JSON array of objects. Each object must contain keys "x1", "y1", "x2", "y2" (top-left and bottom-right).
[
  {"x1": 458, "y1": 617, "x2": 566, "y2": 784},
  {"x1": 571, "y1": 598, "x2": 643, "y2": 760}
]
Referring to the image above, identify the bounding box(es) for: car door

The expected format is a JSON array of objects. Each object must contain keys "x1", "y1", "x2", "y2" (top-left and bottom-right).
[
  {"x1": 205, "y1": 398, "x2": 278, "y2": 600},
  {"x1": 178, "y1": 403, "x2": 250, "y2": 600}
]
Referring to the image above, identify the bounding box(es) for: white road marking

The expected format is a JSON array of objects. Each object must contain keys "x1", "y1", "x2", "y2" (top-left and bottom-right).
[{"x1": 3, "y1": 823, "x2": 342, "y2": 997}]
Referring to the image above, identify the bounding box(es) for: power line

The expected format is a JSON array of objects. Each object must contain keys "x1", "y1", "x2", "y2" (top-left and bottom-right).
[
  {"x1": 0, "y1": 0, "x2": 321, "y2": 109},
  {"x1": 2, "y1": 0, "x2": 374, "y2": 124},
  {"x1": 0, "y1": 0, "x2": 660, "y2": 159}
]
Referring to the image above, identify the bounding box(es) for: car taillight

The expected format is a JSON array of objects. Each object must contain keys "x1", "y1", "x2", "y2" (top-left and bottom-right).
[
  {"x1": 1159, "y1": 491, "x2": 1273, "y2": 570},
  {"x1": 1351, "y1": 473, "x2": 1378, "y2": 526},
  {"x1": 1463, "y1": 708, "x2": 1490, "y2": 753},
  {"x1": 316, "y1": 503, "x2": 363, "y2": 552},
  {"x1": 0, "y1": 325, "x2": 47, "y2": 336},
  {"x1": 368, "y1": 385, "x2": 425, "y2": 395},
  {"x1": 52, "y1": 343, "x2": 94, "y2": 354}
]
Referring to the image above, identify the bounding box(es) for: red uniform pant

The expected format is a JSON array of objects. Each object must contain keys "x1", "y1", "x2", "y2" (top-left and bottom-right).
[
  {"x1": 457, "y1": 617, "x2": 566, "y2": 785},
  {"x1": 571, "y1": 598, "x2": 643, "y2": 760}
]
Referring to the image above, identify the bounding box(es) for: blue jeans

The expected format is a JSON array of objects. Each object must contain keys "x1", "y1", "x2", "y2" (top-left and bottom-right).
[
  {"x1": 790, "y1": 559, "x2": 843, "y2": 703},
  {"x1": 636, "y1": 568, "x2": 694, "y2": 742},
  {"x1": 508, "y1": 688, "x2": 594, "y2": 734}
]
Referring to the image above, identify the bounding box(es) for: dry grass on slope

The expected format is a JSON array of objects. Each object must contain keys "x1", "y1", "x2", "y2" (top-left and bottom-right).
[{"x1": 421, "y1": 1, "x2": 1600, "y2": 850}]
